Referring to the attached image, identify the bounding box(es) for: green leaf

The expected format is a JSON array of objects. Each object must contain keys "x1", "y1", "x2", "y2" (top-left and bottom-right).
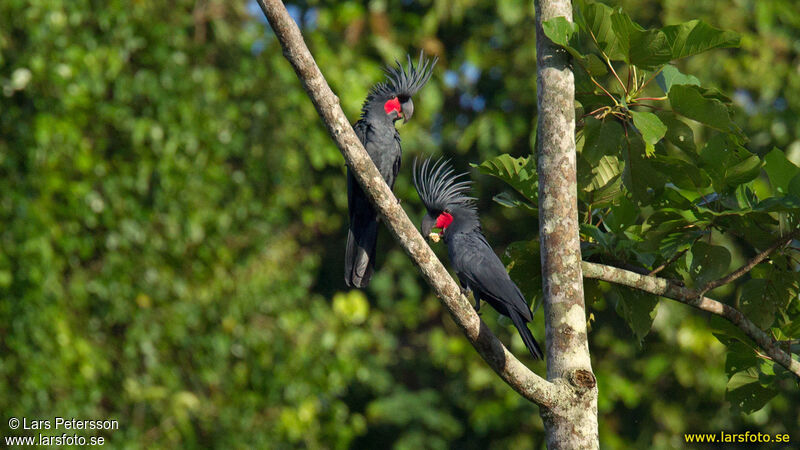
[
  {"x1": 699, "y1": 134, "x2": 762, "y2": 192},
  {"x1": 712, "y1": 316, "x2": 758, "y2": 349},
  {"x1": 739, "y1": 279, "x2": 775, "y2": 329},
  {"x1": 611, "y1": 286, "x2": 659, "y2": 344},
  {"x1": 580, "y1": 223, "x2": 615, "y2": 251},
  {"x1": 724, "y1": 341, "x2": 760, "y2": 374},
  {"x1": 583, "y1": 54, "x2": 609, "y2": 77},
  {"x1": 588, "y1": 157, "x2": 623, "y2": 191},
  {"x1": 763, "y1": 147, "x2": 800, "y2": 194},
  {"x1": 583, "y1": 165, "x2": 624, "y2": 207},
  {"x1": 610, "y1": 12, "x2": 672, "y2": 69},
  {"x1": 503, "y1": 240, "x2": 543, "y2": 312},
  {"x1": 650, "y1": 155, "x2": 711, "y2": 190},
  {"x1": 668, "y1": 84, "x2": 742, "y2": 137},
  {"x1": 472, "y1": 155, "x2": 537, "y2": 204},
  {"x1": 656, "y1": 112, "x2": 696, "y2": 155},
  {"x1": 753, "y1": 195, "x2": 800, "y2": 212},
  {"x1": 622, "y1": 135, "x2": 666, "y2": 204},
  {"x1": 603, "y1": 195, "x2": 638, "y2": 232},
  {"x1": 740, "y1": 272, "x2": 800, "y2": 330},
  {"x1": 661, "y1": 19, "x2": 740, "y2": 60},
  {"x1": 542, "y1": 17, "x2": 584, "y2": 60},
  {"x1": 789, "y1": 173, "x2": 800, "y2": 198},
  {"x1": 581, "y1": 117, "x2": 625, "y2": 164},
  {"x1": 689, "y1": 241, "x2": 731, "y2": 287},
  {"x1": 578, "y1": 1, "x2": 625, "y2": 60},
  {"x1": 725, "y1": 371, "x2": 778, "y2": 414},
  {"x1": 493, "y1": 191, "x2": 535, "y2": 211},
  {"x1": 630, "y1": 110, "x2": 667, "y2": 156},
  {"x1": 655, "y1": 65, "x2": 701, "y2": 95}
]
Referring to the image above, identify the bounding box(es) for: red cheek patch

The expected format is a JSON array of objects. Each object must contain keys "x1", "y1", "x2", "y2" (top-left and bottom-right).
[
  {"x1": 435, "y1": 212, "x2": 453, "y2": 230},
  {"x1": 384, "y1": 97, "x2": 401, "y2": 115}
]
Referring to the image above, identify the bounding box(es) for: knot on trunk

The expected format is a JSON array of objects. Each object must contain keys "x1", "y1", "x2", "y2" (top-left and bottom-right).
[{"x1": 568, "y1": 369, "x2": 596, "y2": 393}]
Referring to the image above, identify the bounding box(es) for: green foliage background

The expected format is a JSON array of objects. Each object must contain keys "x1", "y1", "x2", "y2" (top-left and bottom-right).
[{"x1": 1, "y1": 0, "x2": 798, "y2": 448}]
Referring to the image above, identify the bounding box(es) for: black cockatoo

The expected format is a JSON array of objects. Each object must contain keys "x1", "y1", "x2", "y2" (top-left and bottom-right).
[
  {"x1": 413, "y1": 158, "x2": 543, "y2": 360},
  {"x1": 345, "y1": 53, "x2": 437, "y2": 288}
]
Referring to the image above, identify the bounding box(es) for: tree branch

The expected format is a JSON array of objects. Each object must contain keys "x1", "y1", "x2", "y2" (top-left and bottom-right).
[
  {"x1": 697, "y1": 230, "x2": 800, "y2": 295},
  {"x1": 257, "y1": 0, "x2": 558, "y2": 407},
  {"x1": 582, "y1": 261, "x2": 800, "y2": 379}
]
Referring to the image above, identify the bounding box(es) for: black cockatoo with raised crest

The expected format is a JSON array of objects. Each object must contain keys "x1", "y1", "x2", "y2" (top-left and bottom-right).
[
  {"x1": 345, "y1": 52, "x2": 437, "y2": 288},
  {"x1": 413, "y1": 158, "x2": 543, "y2": 360}
]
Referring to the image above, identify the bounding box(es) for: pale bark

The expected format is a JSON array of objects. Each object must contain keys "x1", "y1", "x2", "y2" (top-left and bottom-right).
[{"x1": 534, "y1": 0, "x2": 599, "y2": 448}]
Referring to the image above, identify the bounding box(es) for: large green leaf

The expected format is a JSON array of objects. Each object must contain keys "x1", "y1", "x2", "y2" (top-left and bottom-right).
[
  {"x1": 699, "y1": 134, "x2": 762, "y2": 192},
  {"x1": 611, "y1": 286, "x2": 659, "y2": 344},
  {"x1": 581, "y1": 117, "x2": 625, "y2": 164},
  {"x1": 739, "y1": 279, "x2": 775, "y2": 329},
  {"x1": 582, "y1": 162, "x2": 624, "y2": 207},
  {"x1": 655, "y1": 65, "x2": 701, "y2": 95},
  {"x1": 577, "y1": 0, "x2": 625, "y2": 61},
  {"x1": 622, "y1": 135, "x2": 666, "y2": 204},
  {"x1": 747, "y1": 272, "x2": 800, "y2": 330},
  {"x1": 689, "y1": 241, "x2": 731, "y2": 288},
  {"x1": 763, "y1": 147, "x2": 800, "y2": 194},
  {"x1": 587, "y1": 156, "x2": 623, "y2": 191},
  {"x1": 630, "y1": 110, "x2": 667, "y2": 156},
  {"x1": 725, "y1": 371, "x2": 778, "y2": 414},
  {"x1": 668, "y1": 84, "x2": 742, "y2": 137},
  {"x1": 724, "y1": 340, "x2": 760, "y2": 374},
  {"x1": 603, "y1": 195, "x2": 638, "y2": 232},
  {"x1": 661, "y1": 19, "x2": 740, "y2": 60},
  {"x1": 472, "y1": 154, "x2": 537, "y2": 204},
  {"x1": 542, "y1": 16, "x2": 583, "y2": 60},
  {"x1": 650, "y1": 155, "x2": 711, "y2": 190},
  {"x1": 610, "y1": 12, "x2": 672, "y2": 69},
  {"x1": 656, "y1": 112, "x2": 696, "y2": 155},
  {"x1": 789, "y1": 173, "x2": 800, "y2": 198}
]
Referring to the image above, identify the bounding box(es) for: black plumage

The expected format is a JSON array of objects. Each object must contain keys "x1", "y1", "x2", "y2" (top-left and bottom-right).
[
  {"x1": 413, "y1": 158, "x2": 543, "y2": 360},
  {"x1": 345, "y1": 52, "x2": 437, "y2": 288}
]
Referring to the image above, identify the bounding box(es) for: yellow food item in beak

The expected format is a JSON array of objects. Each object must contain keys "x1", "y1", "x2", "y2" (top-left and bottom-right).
[{"x1": 428, "y1": 232, "x2": 441, "y2": 243}]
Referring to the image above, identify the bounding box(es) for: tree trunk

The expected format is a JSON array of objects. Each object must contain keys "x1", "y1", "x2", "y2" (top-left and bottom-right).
[{"x1": 534, "y1": 0, "x2": 599, "y2": 448}]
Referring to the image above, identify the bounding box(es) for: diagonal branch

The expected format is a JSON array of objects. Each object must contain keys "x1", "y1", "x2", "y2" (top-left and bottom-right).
[
  {"x1": 697, "y1": 230, "x2": 800, "y2": 295},
  {"x1": 582, "y1": 261, "x2": 800, "y2": 379},
  {"x1": 257, "y1": 0, "x2": 558, "y2": 407}
]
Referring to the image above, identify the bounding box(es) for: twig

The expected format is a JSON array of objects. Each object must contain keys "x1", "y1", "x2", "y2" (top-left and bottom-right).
[
  {"x1": 590, "y1": 76, "x2": 618, "y2": 105},
  {"x1": 649, "y1": 234, "x2": 704, "y2": 276},
  {"x1": 257, "y1": 0, "x2": 557, "y2": 407},
  {"x1": 634, "y1": 96, "x2": 668, "y2": 102},
  {"x1": 635, "y1": 67, "x2": 663, "y2": 96},
  {"x1": 586, "y1": 28, "x2": 626, "y2": 94},
  {"x1": 697, "y1": 229, "x2": 800, "y2": 295},
  {"x1": 648, "y1": 248, "x2": 689, "y2": 276},
  {"x1": 626, "y1": 67, "x2": 632, "y2": 92},
  {"x1": 582, "y1": 261, "x2": 800, "y2": 379}
]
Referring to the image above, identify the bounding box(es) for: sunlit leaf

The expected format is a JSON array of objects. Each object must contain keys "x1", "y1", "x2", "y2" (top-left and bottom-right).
[
  {"x1": 669, "y1": 85, "x2": 742, "y2": 137},
  {"x1": 661, "y1": 19, "x2": 740, "y2": 60},
  {"x1": 763, "y1": 147, "x2": 800, "y2": 194},
  {"x1": 655, "y1": 65, "x2": 701, "y2": 94},
  {"x1": 630, "y1": 110, "x2": 667, "y2": 156},
  {"x1": 472, "y1": 154, "x2": 537, "y2": 204}
]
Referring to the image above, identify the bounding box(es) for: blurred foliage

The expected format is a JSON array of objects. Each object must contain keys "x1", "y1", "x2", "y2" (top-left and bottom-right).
[{"x1": 0, "y1": 0, "x2": 798, "y2": 449}]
